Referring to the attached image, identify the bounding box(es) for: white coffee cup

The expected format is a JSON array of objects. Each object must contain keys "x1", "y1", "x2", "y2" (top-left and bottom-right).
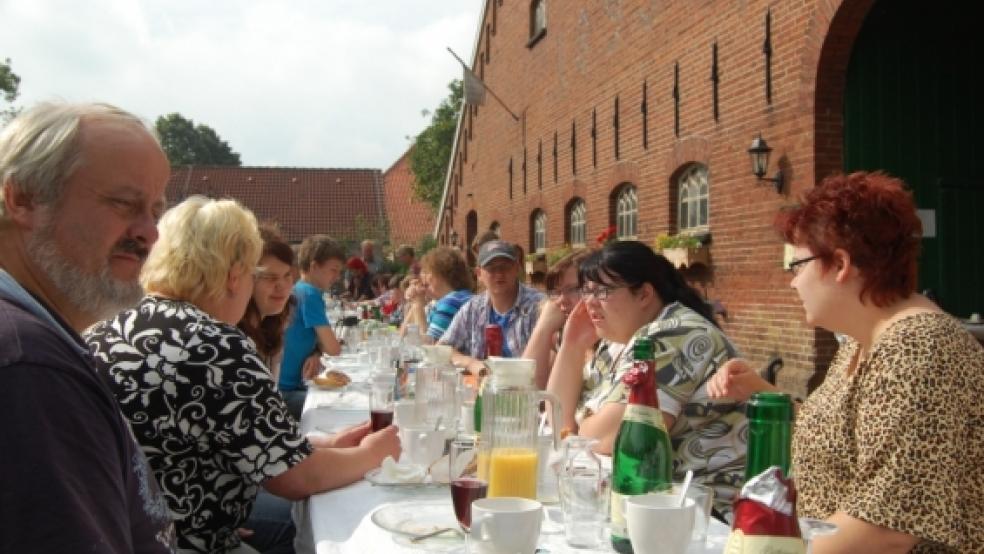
[
  {"x1": 470, "y1": 497, "x2": 543, "y2": 554},
  {"x1": 398, "y1": 425, "x2": 445, "y2": 467},
  {"x1": 626, "y1": 495, "x2": 695, "y2": 554}
]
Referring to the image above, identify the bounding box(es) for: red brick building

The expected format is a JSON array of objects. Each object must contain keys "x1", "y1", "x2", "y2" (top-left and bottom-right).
[
  {"x1": 383, "y1": 150, "x2": 438, "y2": 249},
  {"x1": 434, "y1": 0, "x2": 981, "y2": 395}
]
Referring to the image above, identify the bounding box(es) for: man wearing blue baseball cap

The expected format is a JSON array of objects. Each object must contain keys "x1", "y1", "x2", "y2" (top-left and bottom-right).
[{"x1": 438, "y1": 239, "x2": 544, "y2": 375}]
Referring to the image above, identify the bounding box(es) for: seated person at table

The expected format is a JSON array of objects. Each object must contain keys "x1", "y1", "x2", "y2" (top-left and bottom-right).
[
  {"x1": 236, "y1": 224, "x2": 300, "y2": 553},
  {"x1": 380, "y1": 274, "x2": 407, "y2": 326},
  {"x1": 280, "y1": 234, "x2": 345, "y2": 420},
  {"x1": 403, "y1": 246, "x2": 474, "y2": 343},
  {"x1": 546, "y1": 240, "x2": 744, "y2": 518},
  {"x1": 438, "y1": 240, "x2": 544, "y2": 374},
  {"x1": 395, "y1": 244, "x2": 420, "y2": 277},
  {"x1": 345, "y1": 256, "x2": 373, "y2": 301},
  {"x1": 238, "y1": 223, "x2": 295, "y2": 384},
  {"x1": 86, "y1": 197, "x2": 400, "y2": 553},
  {"x1": 522, "y1": 249, "x2": 591, "y2": 389},
  {"x1": 0, "y1": 101, "x2": 175, "y2": 552},
  {"x1": 709, "y1": 171, "x2": 984, "y2": 553}
]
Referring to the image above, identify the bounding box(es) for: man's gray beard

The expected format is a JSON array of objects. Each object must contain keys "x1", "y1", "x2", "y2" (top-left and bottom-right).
[{"x1": 27, "y1": 225, "x2": 145, "y2": 322}]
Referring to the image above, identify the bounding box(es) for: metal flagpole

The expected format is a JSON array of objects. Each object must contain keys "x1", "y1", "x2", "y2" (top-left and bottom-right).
[{"x1": 447, "y1": 47, "x2": 520, "y2": 122}]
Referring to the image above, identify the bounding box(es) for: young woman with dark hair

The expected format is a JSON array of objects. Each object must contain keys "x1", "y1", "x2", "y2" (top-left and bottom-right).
[
  {"x1": 546, "y1": 240, "x2": 745, "y2": 518},
  {"x1": 238, "y1": 224, "x2": 296, "y2": 382}
]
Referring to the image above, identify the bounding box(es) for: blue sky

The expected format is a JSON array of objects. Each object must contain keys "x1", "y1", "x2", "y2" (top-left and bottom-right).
[{"x1": 0, "y1": 0, "x2": 483, "y2": 168}]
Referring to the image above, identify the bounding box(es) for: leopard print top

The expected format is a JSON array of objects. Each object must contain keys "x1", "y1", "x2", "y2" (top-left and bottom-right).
[{"x1": 794, "y1": 312, "x2": 984, "y2": 553}]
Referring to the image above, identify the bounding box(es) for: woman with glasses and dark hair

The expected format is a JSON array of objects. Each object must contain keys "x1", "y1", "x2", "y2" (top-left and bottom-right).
[
  {"x1": 546, "y1": 240, "x2": 745, "y2": 518},
  {"x1": 522, "y1": 249, "x2": 592, "y2": 388},
  {"x1": 709, "y1": 172, "x2": 984, "y2": 552}
]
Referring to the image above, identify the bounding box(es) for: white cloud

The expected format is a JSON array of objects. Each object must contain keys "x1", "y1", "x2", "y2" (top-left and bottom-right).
[{"x1": 0, "y1": 0, "x2": 483, "y2": 168}]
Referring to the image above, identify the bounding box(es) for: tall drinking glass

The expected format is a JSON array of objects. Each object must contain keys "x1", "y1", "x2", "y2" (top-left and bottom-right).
[
  {"x1": 449, "y1": 438, "x2": 487, "y2": 531},
  {"x1": 369, "y1": 372, "x2": 395, "y2": 432}
]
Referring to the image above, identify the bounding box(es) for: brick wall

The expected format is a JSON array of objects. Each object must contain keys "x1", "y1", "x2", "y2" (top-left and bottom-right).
[
  {"x1": 438, "y1": 0, "x2": 872, "y2": 397},
  {"x1": 383, "y1": 150, "x2": 437, "y2": 251}
]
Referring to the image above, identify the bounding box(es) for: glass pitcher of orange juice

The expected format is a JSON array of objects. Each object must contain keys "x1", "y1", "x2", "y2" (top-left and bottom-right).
[{"x1": 479, "y1": 357, "x2": 561, "y2": 500}]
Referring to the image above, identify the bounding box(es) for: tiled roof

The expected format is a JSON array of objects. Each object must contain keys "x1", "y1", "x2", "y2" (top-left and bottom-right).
[
  {"x1": 383, "y1": 150, "x2": 437, "y2": 247},
  {"x1": 166, "y1": 166, "x2": 384, "y2": 243}
]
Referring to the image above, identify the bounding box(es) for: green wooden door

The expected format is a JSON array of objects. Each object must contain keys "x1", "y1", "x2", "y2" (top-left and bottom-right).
[{"x1": 844, "y1": 0, "x2": 983, "y2": 317}]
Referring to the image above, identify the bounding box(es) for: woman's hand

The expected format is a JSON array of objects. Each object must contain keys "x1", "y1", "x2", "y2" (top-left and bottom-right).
[
  {"x1": 536, "y1": 298, "x2": 569, "y2": 334},
  {"x1": 360, "y1": 425, "x2": 402, "y2": 463},
  {"x1": 405, "y1": 278, "x2": 427, "y2": 304},
  {"x1": 707, "y1": 358, "x2": 773, "y2": 402},
  {"x1": 325, "y1": 421, "x2": 372, "y2": 448},
  {"x1": 560, "y1": 300, "x2": 598, "y2": 351}
]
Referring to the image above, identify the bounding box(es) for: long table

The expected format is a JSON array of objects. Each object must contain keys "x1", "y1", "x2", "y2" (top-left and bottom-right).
[{"x1": 294, "y1": 370, "x2": 730, "y2": 553}]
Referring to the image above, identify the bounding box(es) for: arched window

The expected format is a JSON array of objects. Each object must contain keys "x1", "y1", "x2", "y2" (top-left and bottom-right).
[
  {"x1": 568, "y1": 199, "x2": 586, "y2": 247},
  {"x1": 678, "y1": 164, "x2": 709, "y2": 232},
  {"x1": 529, "y1": 0, "x2": 547, "y2": 42},
  {"x1": 489, "y1": 221, "x2": 501, "y2": 237},
  {"x1": 531, "y1": 210, "x2": 547, "y2": 253},
  {"x1": 614, "y1": 185, "x2": 638, "y2": 240}
]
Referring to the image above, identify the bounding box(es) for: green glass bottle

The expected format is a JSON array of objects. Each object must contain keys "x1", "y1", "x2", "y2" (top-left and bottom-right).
[
  {"x1": 744, "y1": 392, "x2": 794, "y2": 480},
  {"x1": 610, "y1": 338, "x2": 673, "y2": 553}
]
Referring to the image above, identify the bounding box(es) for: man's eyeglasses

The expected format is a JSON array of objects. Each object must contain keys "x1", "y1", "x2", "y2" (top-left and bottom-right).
[
  {"x1": 548, "y1": 286, "x2": 580, "y2": 299},
  {"x1": 786, "y1": 255, "x2": 819, "y2": 276},
  {"x1": 578, "y1": 284, "x2": 628, "y2": 301}
]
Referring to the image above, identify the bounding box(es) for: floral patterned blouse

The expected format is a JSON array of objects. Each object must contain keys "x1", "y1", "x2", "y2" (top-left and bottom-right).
[
  {"x1": 576, "y1": 302, "x2": 745, "y2": 517},
  {"x1": 86, "y1": 296, "x2": 313, "y2": 553},
  {"x1": 795, "y1": 312, "x2": 984, "y2": 553}
]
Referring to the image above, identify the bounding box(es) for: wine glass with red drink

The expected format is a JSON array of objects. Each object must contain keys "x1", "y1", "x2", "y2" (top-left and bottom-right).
[
  {"x1": 449, "y1": 438, "x2": 487, "y2": 531},
  {"x1": 369, "y1": 371, "x2": 395, "y2": 432}
]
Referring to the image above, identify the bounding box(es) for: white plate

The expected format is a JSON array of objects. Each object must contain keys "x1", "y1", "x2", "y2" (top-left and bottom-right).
[
  {"x1": 371, "y1": 500, "x2": 464, "y2": 550},
  {"x1": 364, "y1": 468, "x2": 445, "y2": 489}
]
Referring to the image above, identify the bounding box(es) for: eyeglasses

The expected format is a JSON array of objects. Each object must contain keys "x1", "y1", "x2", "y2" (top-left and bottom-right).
[
  {"x1": 578, "y1": 284, "x2": 628, "y2": 301},
  {"x1": 786, "y1": 255, "x2": 819, "y2": 276},
  {"x1": 548, "y1": 286, "x2": 580, "y2": 299}
]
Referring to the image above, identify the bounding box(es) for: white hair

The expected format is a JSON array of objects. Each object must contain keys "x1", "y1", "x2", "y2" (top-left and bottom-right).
[{"x1": 0, "y1": 101, "x2": 156, "y2": 220}]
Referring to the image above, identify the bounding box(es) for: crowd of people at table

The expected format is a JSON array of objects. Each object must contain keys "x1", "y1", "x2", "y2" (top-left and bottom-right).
[{"x1": 0, "y1": 100, "x2": 981, "y2": 554}]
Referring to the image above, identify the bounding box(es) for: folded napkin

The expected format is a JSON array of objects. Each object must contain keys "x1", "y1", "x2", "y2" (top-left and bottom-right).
[{"x1": 376, "y1": 456, "x2": 428, "y2": 484}]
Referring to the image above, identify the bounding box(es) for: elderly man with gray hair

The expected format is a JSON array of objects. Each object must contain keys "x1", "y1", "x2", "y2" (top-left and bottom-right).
[{"x1": 0, "y1": 102, "x2": 175, "y2": 551}]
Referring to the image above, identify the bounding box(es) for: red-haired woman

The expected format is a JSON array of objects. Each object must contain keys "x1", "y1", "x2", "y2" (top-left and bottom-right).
[{"x1": 709, "y1": 172, "x2": 984, "y2": 553}]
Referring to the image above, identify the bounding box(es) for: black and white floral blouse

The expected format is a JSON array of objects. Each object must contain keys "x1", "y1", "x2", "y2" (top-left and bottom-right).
[{"x1": 87, "y1": 296, "x2": 313, "y2": 553}]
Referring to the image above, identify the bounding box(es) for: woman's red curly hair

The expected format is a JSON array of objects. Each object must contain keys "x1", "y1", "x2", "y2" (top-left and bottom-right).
[{"x1": 774, "y1": 171, "x2": 922, "y2": 307}]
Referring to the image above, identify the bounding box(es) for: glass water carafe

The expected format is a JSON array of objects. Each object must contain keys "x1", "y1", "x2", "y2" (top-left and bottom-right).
[{"x1": 479, "y1": 358, "x2": 561, "y2": 500}]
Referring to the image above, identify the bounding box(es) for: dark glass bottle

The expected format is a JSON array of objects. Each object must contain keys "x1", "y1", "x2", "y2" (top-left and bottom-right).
[
  {"x1": 727, "y1": 392, "x2": 804, "y2": 552},
  {"x1": 473, "y1": 324, "x2": 503, "y2": 434},
  {"x1": 745, "y1": 392, "x2": 794, "y2": 480},
  {"x1": 610, "y1": 338, "x2": 673, "y2": 553}
]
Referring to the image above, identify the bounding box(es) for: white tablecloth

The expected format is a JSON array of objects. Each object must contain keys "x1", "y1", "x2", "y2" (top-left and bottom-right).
[
  {"x1": 338, "y1": 498, "x2": 730, "y2": 553},
  {"x1": 295, "y1": 361, "x2": 731, "y2": 553}
]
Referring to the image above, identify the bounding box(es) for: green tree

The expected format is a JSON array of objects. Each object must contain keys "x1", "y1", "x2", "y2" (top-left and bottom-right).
[
  {"x1": 409, "y1": 79, "x2": 462, "y2": 211},
  {"x1": 1, "y1": 57, "x2": 22, "y2": 124},
  {"x1": 155, "y1": 112, "x2": 241, "y2": 166}
]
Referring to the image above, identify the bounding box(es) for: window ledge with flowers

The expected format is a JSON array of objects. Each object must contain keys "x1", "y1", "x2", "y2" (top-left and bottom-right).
[
  {"x1": 525, "y1": 244, "x2": 577, "y2": 274},
  {"x1": 654, "y1": 232, "x2": 710, "y2": 269}
]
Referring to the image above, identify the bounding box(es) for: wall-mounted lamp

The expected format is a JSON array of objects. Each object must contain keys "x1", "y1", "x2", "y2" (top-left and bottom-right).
[
  {"x1": 748, "y1": 134, "x2": 784, "y2": 193},
  {"x1": 450, "y1": 230, "x2": 459, "y2": 246}
]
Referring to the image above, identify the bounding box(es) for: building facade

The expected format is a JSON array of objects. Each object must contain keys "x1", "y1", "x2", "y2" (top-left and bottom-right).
[
  {"x1": 384, "y1": 150, "x2": 438, "y2": 249},
  {"x1": 434, "y1": 0, "x2": 981, "y2": 396}
]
